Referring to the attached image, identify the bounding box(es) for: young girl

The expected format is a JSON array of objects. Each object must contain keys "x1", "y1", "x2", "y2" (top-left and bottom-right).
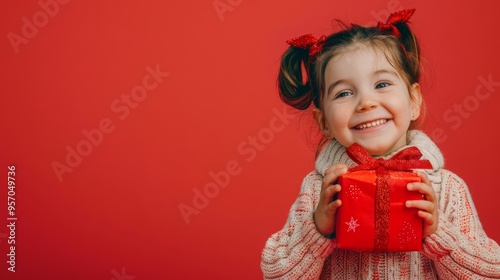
[{"x1": 261, "y1": 9, "x2": 500, "y2": 279}]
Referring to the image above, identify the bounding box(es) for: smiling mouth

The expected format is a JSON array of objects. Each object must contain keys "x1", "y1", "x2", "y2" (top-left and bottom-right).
[{"x1": 354, "y1": 119, "x2": 388, "y2": 130}]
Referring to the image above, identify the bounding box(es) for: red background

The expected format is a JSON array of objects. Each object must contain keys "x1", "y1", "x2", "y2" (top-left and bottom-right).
[{"x1": 1, "y1": 0, "x2": 499, "y2": 279}]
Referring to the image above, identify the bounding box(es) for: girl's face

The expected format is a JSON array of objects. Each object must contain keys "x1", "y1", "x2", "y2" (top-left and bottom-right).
[{"x1": 316, "y1": 46, "x2": 421, "y2": 156}]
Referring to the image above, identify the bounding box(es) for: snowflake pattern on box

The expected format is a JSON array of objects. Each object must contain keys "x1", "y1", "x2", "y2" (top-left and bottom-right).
[
  {"x1": 345, "y1": 217, "x2": 360, "y2": 232},
  {"x1": 347, "y1": 184, "x2": 360, "y2": 199},
  {"x1": 397, "y1": 221, "x2": 417, "y2": 249}
]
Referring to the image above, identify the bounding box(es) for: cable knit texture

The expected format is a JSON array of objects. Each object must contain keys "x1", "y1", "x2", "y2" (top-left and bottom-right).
[{"x1": 261, "y1": 130, "x2": 500, "y2": 279}]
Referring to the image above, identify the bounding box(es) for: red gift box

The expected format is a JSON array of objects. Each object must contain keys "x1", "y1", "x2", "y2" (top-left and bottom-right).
[
  {"x1": 336, "y1": 170, "x2": 424, "y2": 252},
  {"x1": 334, "y1": 143, "x2": 432, "y2": 252}
]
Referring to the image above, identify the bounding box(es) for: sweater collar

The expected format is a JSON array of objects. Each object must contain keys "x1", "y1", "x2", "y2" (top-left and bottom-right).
[{"x1": 315, "y1": 130, "x2": 444, "y2": 176}]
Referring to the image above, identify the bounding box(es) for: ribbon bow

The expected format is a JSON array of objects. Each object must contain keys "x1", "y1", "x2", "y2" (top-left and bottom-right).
[
  {"x1": 346, "y1": 143, "x2": 431, "y2": 251},
  {"x1": 377, "y1": 9, "x2": 416, "y2": 37},
  {"x1": 286, "y1": 34, "x2": 326, "y2": 58},
  {"x1": 347, "y1": 142, "x2": 432, "y2": 172}
]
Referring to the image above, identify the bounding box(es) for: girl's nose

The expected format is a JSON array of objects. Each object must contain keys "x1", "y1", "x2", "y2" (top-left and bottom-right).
[{"x1": 356, "y1": 91, "x2": 378, "y2": 112}]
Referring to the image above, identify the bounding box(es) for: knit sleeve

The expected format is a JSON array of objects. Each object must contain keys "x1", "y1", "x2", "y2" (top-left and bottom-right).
[
  {"x1": 422, "y1": 170, "x2": 500, "y2": 279},
  {"x1": 261, "y1": 172, "x2": 336, "y2": 279}
]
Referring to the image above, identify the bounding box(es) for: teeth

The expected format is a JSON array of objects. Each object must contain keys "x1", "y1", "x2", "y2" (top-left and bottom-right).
[{"x1": 355, "y1": 119, "x2": 387, "y2": 130}]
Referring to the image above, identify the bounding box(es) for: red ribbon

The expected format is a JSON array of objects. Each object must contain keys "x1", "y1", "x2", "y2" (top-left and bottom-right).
[
  {"x1": 286, "y1": 34, "x2": 326, "y2": 59},
  {"x1": 347, "y1": 143, "x2": 432, "y2": 172},
  {"x1": 377, "y1": 9, "x2": 416, "y2": 37},
  {"x1": 346, "y1": 143, "x2": 432, "y2": 251},
  {"x1": 377, "y1": 9, "x2": 416, "y2": 59}
]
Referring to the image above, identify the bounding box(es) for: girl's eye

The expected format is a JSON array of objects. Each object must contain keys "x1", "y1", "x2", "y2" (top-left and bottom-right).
[
  {"x1": 335, "y1": 91, "x2": 352, "y2": 99},
  {"x1": 375, "y1": 82, "x2": 390, "y2": 89}
]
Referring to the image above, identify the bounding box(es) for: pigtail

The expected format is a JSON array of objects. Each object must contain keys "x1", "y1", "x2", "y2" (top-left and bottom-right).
[
  {"x1": 278, "y1": 47, "x2": 315, "y2": 110},
  {"x1": 393, "y1": 21, "x2": 421, "y2": 84}
]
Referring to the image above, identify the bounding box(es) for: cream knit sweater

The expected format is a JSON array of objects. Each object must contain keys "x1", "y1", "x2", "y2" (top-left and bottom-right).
[{"x1": 261, "y1": 130, "x2": 500, "y2": 279}]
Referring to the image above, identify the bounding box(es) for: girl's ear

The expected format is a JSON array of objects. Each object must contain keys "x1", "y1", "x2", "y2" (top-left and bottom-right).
[
  {"x1": 409, "y1": 83, "x2": 422, "y2": 120},
  {"x1": 313, "y1": 108, "x2": 330, "y2": 138}
]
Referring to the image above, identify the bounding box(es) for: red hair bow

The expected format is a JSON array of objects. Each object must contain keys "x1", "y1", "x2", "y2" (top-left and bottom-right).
[
  {"x1": 286, "y1": 34, "x2": 326, "y2": 58},
  {"x1": 377, "y1": 9, "x2": 416, "y2": 37}
]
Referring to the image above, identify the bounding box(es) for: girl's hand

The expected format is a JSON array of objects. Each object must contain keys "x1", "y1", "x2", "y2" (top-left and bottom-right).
[
  {"x1": 406, "y1": 171, "x2": 438, "y2": 239},
  {"x1": 314, "y1": 164, "x2": 348, "y2": 237}
]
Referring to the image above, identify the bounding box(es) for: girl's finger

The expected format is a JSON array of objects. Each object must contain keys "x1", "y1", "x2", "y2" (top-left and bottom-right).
[
  {"x1": 407, "y1": 182, "x2": 436, "y2": 202},
  {"x1": 327, "y1": 198, "x2": 342, "y2": 212},
  {"x1": 406, "y1": 199, "x2": 435, "y2": 213},
  {"x1": 321, "y1": 184, "x2": 341, "y2": 204},
  {"x1": 417, "y1": 210, "x2": 435, "y2": 225},
  {"x1": 322, "y1": 172, "x2": 337, "y2": 190},
  {"x1": 322, "y1": 164, "x2": 348, "y2": 190},
  {"x1": 324, "y1": 164, "x2": 348, "y2": 175},
  {"x1": 414, "y1": 171, "x2": 432, "y2": 187}
]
